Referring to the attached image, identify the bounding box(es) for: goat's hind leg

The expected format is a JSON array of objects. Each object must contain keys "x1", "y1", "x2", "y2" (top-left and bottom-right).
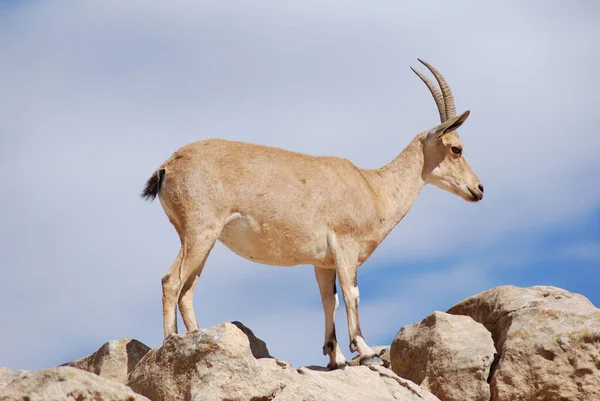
[
  {"x1": 178, "y1": 242, "x2": 215, "y2": 332},
  {"x1": 161, "y1": 226, "x2": 221, "y2": 339},
  {"x1": 315, "y1": 267, "x2": 347, "y2": 370},
  {"x1": 162, "y1": 249, "x2": 183, "y2": 339}
]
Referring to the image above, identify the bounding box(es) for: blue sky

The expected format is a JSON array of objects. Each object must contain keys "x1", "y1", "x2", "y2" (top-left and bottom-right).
[{"x1": 0, "y1": 0, "x2": 599, "y2": 370}]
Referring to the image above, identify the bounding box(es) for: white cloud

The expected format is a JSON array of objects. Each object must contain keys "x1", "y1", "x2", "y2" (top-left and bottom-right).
[{"x1": 553, "y1": 241, "x2": 600, "y2": 263}]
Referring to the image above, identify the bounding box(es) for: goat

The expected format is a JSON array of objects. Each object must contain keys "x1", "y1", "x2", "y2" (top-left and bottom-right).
[{"x1": 142, "y1": 59, "x2": 483, "y2": 369}]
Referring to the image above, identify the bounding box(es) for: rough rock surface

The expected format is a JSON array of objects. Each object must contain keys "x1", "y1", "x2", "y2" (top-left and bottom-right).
[
  {"x1": 390, "y1": 311, "x2": 496, "y2": 401},
  {"x1": 63, "y1": 338, "x2": 150, "y2": 384},
  {"x1": 0, "y1": 367, "x2": 16, "y2": 390},
  {"x1": 127, "y1": 322, "x2": 440, "y2": 401},
  {"x1": 0, "y1": 366, "x2": 149, "y2": 401},
  {"x1": 279, "y1": 365, "x2": 438, "y2": 401},
  {"x1": 448, "y1": 285, "x2": 600, "y2": 401}
]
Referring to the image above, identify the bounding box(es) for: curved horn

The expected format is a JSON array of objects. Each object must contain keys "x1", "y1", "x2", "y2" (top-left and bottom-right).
[
  {"x1": 417, "y1": 58, "x2": 456, "y2": 119},
  {"x1": 410, "y1": 66, "x2": 446, "y2": 123}
]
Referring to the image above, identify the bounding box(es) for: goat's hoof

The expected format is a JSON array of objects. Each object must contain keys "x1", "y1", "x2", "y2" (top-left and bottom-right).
[
  {"x1": 327, "y1": 361, "x2": 348, "y2": 370},
  {"x1": 162, "y1": 333, "x2": 178, "y2": 344},
  {"x1": 359, "y1": 355, "x2": 384, "y2": 366}
]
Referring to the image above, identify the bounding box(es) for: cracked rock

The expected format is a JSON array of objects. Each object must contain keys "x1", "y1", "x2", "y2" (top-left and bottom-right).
[{"x1": 448, "y1": 285, "x2": 600, "y2": 401}]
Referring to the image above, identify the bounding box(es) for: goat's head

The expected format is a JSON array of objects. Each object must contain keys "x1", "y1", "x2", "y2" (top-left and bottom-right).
[{"x1": 412, "y1": 59, "x2": 483, "y2": 202}]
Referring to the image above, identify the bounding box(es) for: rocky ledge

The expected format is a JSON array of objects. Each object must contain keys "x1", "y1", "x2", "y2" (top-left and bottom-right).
[{"x1": 1, "y1": 285, "x2": 599, "y2": 401}]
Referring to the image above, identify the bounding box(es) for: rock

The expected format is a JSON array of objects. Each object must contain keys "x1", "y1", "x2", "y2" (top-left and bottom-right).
[
  {"x1": 0, "y1": 366, "x2": 150, "y2": 401},
  {"x1": 277, "y1": 364, "x2": 440, "y2": 401},
  {"x1": 231, "y1": 320, "x2": 272, "y2": 358},
  {"x1": 0, "y1": 367, "x2": 16, "y2": 389},
  {"x1": 62, "y1": 338, "x2": 150, "y2": 384},
  {"x1": 448, "y1": 285, "x2": 600, "y2": 401},
  {"x1": 390, "y1": 311, "x2": 495, "y2": 401},
  {"x1": 128, "y1": 323, "x2": 287, "y2": 401},
  {"x1": 128, "y1": 322, "x2": 440, "y2": 401},
  {"x1": 349, "y1": 345, "x2": 391, "y2": 368}
]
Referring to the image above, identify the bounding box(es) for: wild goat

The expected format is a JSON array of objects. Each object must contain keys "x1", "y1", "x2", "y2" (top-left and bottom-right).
[{"x1": 142, "y1": 59, "x2": 483, "y2": 369}]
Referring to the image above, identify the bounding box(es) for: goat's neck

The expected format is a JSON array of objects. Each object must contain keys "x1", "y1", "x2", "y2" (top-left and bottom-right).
[{"x1": 368, "y1": 134, "x2": 427, "y2": 233}]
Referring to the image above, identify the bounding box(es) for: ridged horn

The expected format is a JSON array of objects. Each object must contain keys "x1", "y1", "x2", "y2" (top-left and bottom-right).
[
  {"x1": 410, "y1": 66, "x2": 446, "y2": 123},
  {"x1": 417, "y1": 58, "x2": 456, "y2": 120}
]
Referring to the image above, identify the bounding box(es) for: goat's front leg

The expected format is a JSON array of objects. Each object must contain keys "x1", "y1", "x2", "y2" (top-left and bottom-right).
[
  {"x1": 332, "y1": 238, "x2": 383, "y2": 366},
  {"x1": 314, "y1": 266, "x2": 347, "y2": 370}
]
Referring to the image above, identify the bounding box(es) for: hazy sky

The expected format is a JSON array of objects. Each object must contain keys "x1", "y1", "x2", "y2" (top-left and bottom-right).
[{"x1": 1, "y1": 0, "x2": 599, "y2": 370}]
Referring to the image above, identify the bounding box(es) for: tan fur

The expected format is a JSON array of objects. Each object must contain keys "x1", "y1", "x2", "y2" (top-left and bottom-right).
[{"x1": 145, "y1": 60, "x2": 483, "y2": 368}]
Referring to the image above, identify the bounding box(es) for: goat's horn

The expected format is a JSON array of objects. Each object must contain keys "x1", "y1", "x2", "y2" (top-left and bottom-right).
[
  {"x1": 417, "y1": 59, "x2": 456, "y2": 120},
  {"x1": 411, "y1": 66, "x2": 446, "y2": 123}
]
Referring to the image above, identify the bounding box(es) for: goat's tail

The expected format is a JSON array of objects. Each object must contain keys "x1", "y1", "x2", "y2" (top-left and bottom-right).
[{"x1": 141, "y1": 168, "x2": 166, "y2": 201}]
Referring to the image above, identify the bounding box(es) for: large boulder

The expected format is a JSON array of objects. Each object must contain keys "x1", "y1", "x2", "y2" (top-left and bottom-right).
[
  {"x1": 0, "y1": 366, "x2": 149, "y2": 401},
  {"x1": 390, "y1": 311, "x2": 496, "y2": 401},
  {"x1": 448, "y1": 285, "x2": 600, "y2": 401},
  {"x1": 127, "y1": 322, "x2": 440, "y2": 401},
  {"x1": 62, "y1": 338, "x2": 150, "y2": 384}
]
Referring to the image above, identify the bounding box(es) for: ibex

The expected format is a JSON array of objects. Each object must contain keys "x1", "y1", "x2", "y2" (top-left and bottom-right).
[{"x1": 142, "y1": 59, "x2": 483, "y2": 369}]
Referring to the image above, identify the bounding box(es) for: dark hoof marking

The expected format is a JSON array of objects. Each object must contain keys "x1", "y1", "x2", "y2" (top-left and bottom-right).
[
  {"x1": 327, "y1": 361, "x2": 347, "y2": 370},
  {"x1": 349, "y1": 339, "x2": 358, "y2": 353},
  {"x1": 322, "y1": 341, "x2": 334, "y2": 356},
  {"x1": 360, "y1": 355, "x2": 384, "y2": 366}
]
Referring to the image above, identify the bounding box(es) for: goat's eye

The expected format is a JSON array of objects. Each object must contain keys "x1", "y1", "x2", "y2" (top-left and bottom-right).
[{"x1": 451, "y1": 146, "x2": 462, "y2": 156}]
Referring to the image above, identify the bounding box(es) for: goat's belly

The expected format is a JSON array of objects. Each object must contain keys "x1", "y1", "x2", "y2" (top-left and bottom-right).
[{"x1": 218, "y1": 214, "x2": 331, "y2": 267}]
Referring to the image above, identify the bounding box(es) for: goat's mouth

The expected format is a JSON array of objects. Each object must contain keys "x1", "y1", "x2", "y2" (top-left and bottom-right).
[{"x1": 467, "y1": 186, "x2": 483, "y2": 202}]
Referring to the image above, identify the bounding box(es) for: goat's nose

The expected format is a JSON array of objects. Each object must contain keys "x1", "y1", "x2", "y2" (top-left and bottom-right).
[{"x1": 478, "y1": 184, "x2": 484, "y2": 193}]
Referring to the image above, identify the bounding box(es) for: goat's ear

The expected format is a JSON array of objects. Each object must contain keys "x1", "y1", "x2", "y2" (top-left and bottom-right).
[{"x1": 428, "y1": 110, "x2": 470, "y2": 139}]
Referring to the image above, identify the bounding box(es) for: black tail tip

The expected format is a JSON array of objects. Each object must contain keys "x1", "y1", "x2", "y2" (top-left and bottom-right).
[{"x1": 141, "y1": 169, "x2": 165, "y2": 201}]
